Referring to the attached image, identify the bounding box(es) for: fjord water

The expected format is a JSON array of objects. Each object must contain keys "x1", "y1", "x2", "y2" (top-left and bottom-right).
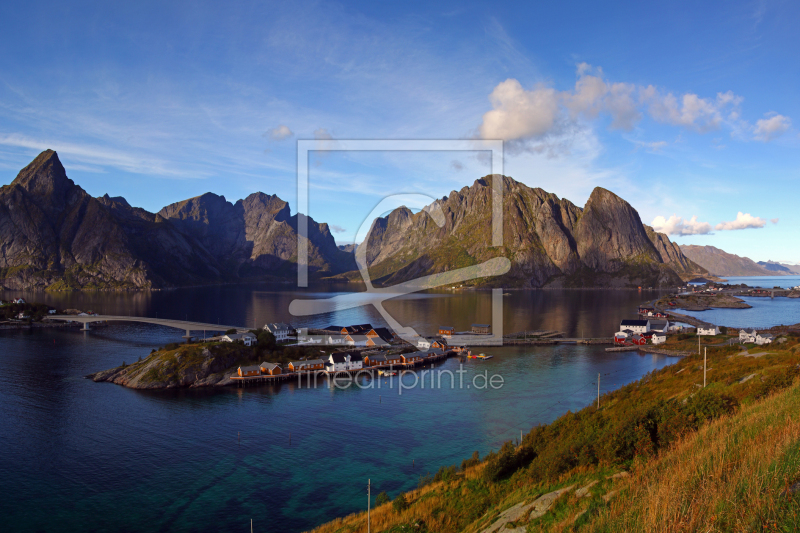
[{"x1": 0, "y1": 286, "x2": 680, "y2": 532}]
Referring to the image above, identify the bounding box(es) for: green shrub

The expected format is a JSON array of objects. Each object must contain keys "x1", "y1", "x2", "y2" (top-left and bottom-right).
[
  {"x1": 686, "y1": 388, "x2": 738, "y2": 421},
  {"x1": 392, "y1": 493, "x2": 408, "y2": 514},
  {"x1": 460, "y1": 451, "x2": 480, "y2": 471},
  {"x1": 751, "y1": 371, "x2": 797, "y2": 400},
  {"x1": 225, "y1": 328, "x2": 237, "y2": 335},
  {"x1": 375, "y1": 491, "x2": 390, "y2": 506}
]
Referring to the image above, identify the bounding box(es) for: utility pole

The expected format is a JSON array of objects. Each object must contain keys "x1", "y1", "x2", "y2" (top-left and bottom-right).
[
  {"x1": 698, "y1": 334, "x2": 701, "y2": 355},
  {"x1": 704, "y1": 347, "x2": 707, "y2": 388},
  {"x1": 597, "y1": 373, "x2": 600, "y2": 409},
  {"x1": 367, "y1": 479, "x2": 371, "y2": 533}
]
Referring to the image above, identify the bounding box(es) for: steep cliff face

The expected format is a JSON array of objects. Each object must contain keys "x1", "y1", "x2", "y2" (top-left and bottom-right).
[
  {"x1": 0, "y1": 150, "x2": 222, "y2": 290},
  {"x1": 358, "y1": 175, "x2": 702, "y2": 288},
  {"x1": 158, "y1": 192, "x2": 354, "y2": 277}
]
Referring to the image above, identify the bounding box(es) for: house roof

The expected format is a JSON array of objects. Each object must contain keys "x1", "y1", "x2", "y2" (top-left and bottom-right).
[
  {"x1": 343, "y1": 324, "x2": 373, "y2": 334},
  {"x1": 648, "y1": 319, "x2": 668, "y2": 328},
  {"x1": 265, "y1": 322, "x2": 293, "y2": 332},
  {"x1": 226, "y1": 333, "x2": 255, "y2": 341},
  {"x1": 472, "y1": 324, "x2": 490, "y2": 328},
  {"x1": 290, "y1": 359, "x2": 324, "y2": 367},
  {"x1": 366, "y1": 353, "x2": 387, "y2": 362},
  {"x1": 330, "y1": 352, "x2": 349, "y2": 363},
  {"x1": 367, "y1": 327, "x2": 393, "y2": 342},
  {"x1": 439, "y1": 326, "x2": 455, "y2": 330},
  {"x1": 239, "y1": 365, "x2": 261, "y2": 372},
  {"x1": 759, "y1": 333, "x2": 774, "y2": 339},
  {"x1": 620, "y1": 319, "x2": 649, "y2": 326},
  {"x1": 423, "y1": 348, "x2": 444, "y2": 356},
  {"x1": 347, "y1": 334, "x2": 369, "y2": 342},
  {"x1": 368, "y1": 338, "x2": 390, "y2": 347},
  {"x1": 324, "y1": 325, "x2": 344, "y2": 332},
  {"x1": 259, "y1": 362, "x2": 280, "y2": 371}
]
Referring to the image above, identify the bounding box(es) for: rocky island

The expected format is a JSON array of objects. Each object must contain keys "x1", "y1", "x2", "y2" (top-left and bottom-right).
[
  {"x1": 89, "y1": 332, "x2": 322, "y2": 389},
  {"x1": 659, "y1": 293, "x2": 752, "y2": 311}
]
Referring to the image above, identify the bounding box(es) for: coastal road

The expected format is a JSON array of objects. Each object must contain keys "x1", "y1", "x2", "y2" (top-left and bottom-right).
[{"x1": 46, "y1": 315, "x2": 247, "y2": 337}]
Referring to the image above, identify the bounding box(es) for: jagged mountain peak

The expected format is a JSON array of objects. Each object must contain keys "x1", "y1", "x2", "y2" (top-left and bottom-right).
[{"x1": 10, "y1": 149, "x2": 76, "y2": 202}]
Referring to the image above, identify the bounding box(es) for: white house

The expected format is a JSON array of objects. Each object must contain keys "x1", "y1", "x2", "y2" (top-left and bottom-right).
[
  {"x1": 222, "y1": 333, "x2": 258, "y2": 347},
  {"x1": 620, "y1": 319, "x2": 650, "y2": 334},
  {"x1": 264, "y1": 322, "x2": 293, "y2": 342},
  {"x1": 755, "y1": 333, "x2": 774, "y2": 345},
  {"x1": 698, "y1": 326, "x2": 721, "y2": 336},
  {"x1": 668, "y1": 324, "x2": 684, "y2": 333},
  {"x1": 326, "y1": 351, "x2": 362, "y2": 371},
  {"x1": 417, "y1": 337, "x2": 432, "y2": 349},
  {"x1": 651, "y1": 333, "x2": 667, "y2": 345},
  {"x1": 739, "y1": 329, "x2": 757, "y2": 343},
  {"x1": 17, "y1": 312, "x2": 29, "y2": 319},
  {"x1": 13, "y1": 298, "x2": 25, "y2": 304}
]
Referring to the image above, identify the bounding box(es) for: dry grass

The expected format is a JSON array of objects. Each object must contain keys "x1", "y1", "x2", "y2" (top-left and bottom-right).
[{"x1": 590, "y1": 382, "x2": 800, "y2": 532}]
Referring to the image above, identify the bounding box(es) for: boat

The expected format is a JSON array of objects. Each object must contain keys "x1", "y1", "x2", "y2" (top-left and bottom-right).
[
  {"x1": 475, "y1": 353, "x2": 493, "y2": 360},
  {"x1": 378, "y1": 369, "x2": 397, "y2": 377}
]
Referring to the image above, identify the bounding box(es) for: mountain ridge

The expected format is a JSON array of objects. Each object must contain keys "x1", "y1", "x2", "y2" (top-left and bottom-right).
[
  {"x1": 1, "y1": 151, "x2": 703, "y2": 290},
  {"x1": 349, "y1": 175, "x2": 706, "y2": 288}
]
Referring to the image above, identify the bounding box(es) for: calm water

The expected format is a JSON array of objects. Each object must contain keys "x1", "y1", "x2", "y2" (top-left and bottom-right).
[
  {"x1": 722, "y1": 275, "x2": 800, "y2": 289},
  {"x1": 680, "y1": 296, "x2": 800, "y2": 329},
  {"x1": 0, "y1": 286, "x2": 678, "y2": 532}
]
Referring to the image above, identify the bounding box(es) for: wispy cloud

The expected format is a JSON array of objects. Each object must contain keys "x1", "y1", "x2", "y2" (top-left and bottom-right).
[{"x1": 264, "y1": 124, "x2": 293, "y2": 140}]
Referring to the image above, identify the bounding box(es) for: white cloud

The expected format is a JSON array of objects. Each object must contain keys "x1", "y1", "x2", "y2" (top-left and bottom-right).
[
  {"x1": 754, "y1": 113, "x2": 791, "y2": 141},
  {"x1": 265, "y1": 124, "x2": 293, "y2": 140},
  {"x1": 451, "y1": 159, "x2": 464, "y2": 171},
  {"x1": 479, "y1": 79, "x2": 560, "y2": 141},
  {"x1": 715, "y1": 212, "x2": 767, "y2": 230},
  {"x1": 477, "y1": 64, "x2": 761, "y2": 145},
  {"x1": 329, "y1": 224, "x2": 346, "y2": 233},
  {"x1": 651, "y1": 214, "x2": 712, "y2": 235},
  {"x1": 771, "y1": 218, "x2": 779, "y2": 224}
]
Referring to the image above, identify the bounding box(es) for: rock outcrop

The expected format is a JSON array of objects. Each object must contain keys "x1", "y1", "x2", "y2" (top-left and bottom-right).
[{"x1": 89, "y1": 343, "x2": 255, "y2": 388}]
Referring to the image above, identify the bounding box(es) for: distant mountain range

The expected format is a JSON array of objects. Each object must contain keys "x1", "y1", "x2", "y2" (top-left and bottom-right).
[
  {"x1": 680, "y1": 245, "x2": 800, "y2": 277},
  {"x1": 0, "y1": 150, "x2": 707, "y2": 290}
]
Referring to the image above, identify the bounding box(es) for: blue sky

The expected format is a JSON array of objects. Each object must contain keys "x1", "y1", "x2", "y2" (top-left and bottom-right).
[{"x1": 0, "y1": 1, "x2": 798, "y2": 261}]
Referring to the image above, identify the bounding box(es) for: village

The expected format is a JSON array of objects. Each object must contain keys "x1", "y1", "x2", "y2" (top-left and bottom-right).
[
  {"x1": 228, "y1": 322, "x2": 495, "y2": 384},
  {"x1": 613, "y1": 304, "x2": 775, "y2": 348}
]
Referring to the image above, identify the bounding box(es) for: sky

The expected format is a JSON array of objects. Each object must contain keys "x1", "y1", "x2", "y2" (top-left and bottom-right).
[{"x1": 0, "y1": 0, "x2": 798, "y2": 261}]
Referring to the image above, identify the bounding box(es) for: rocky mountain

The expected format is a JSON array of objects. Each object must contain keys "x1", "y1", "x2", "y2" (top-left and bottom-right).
[
  {"x1": 758, "y1": 261, "x2": 800, "y2": 274},
  {"x1": 158, "y1": 192, "x2": 354, "y2": 279},
  {"x1": 0, "y1": 150, "x2": 224, "y2": 290},
  {"x1": 0, "y1": 150, "x2": 352, "y2": 290},
  {"x1": 679, "y1": 245, "x2": 777, "y2": 277},
  {"x1": 357, "y1": 175, "x2": 706, "y2": 288}
]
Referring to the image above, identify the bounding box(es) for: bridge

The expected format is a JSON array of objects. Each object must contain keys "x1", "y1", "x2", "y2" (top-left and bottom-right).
[{"x1": 46, "y1": 315, "x2": 247, "y2": 340}]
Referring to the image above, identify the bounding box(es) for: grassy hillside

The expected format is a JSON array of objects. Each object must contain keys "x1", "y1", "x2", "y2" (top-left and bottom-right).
[{"x1": 308, "y1": 335, "x2": 800, "y2": 532}]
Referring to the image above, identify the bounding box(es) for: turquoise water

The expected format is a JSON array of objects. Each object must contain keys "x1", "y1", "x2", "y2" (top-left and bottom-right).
[{"x1": 0, "y1": 323, "x2": 679, "y2": 532}]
